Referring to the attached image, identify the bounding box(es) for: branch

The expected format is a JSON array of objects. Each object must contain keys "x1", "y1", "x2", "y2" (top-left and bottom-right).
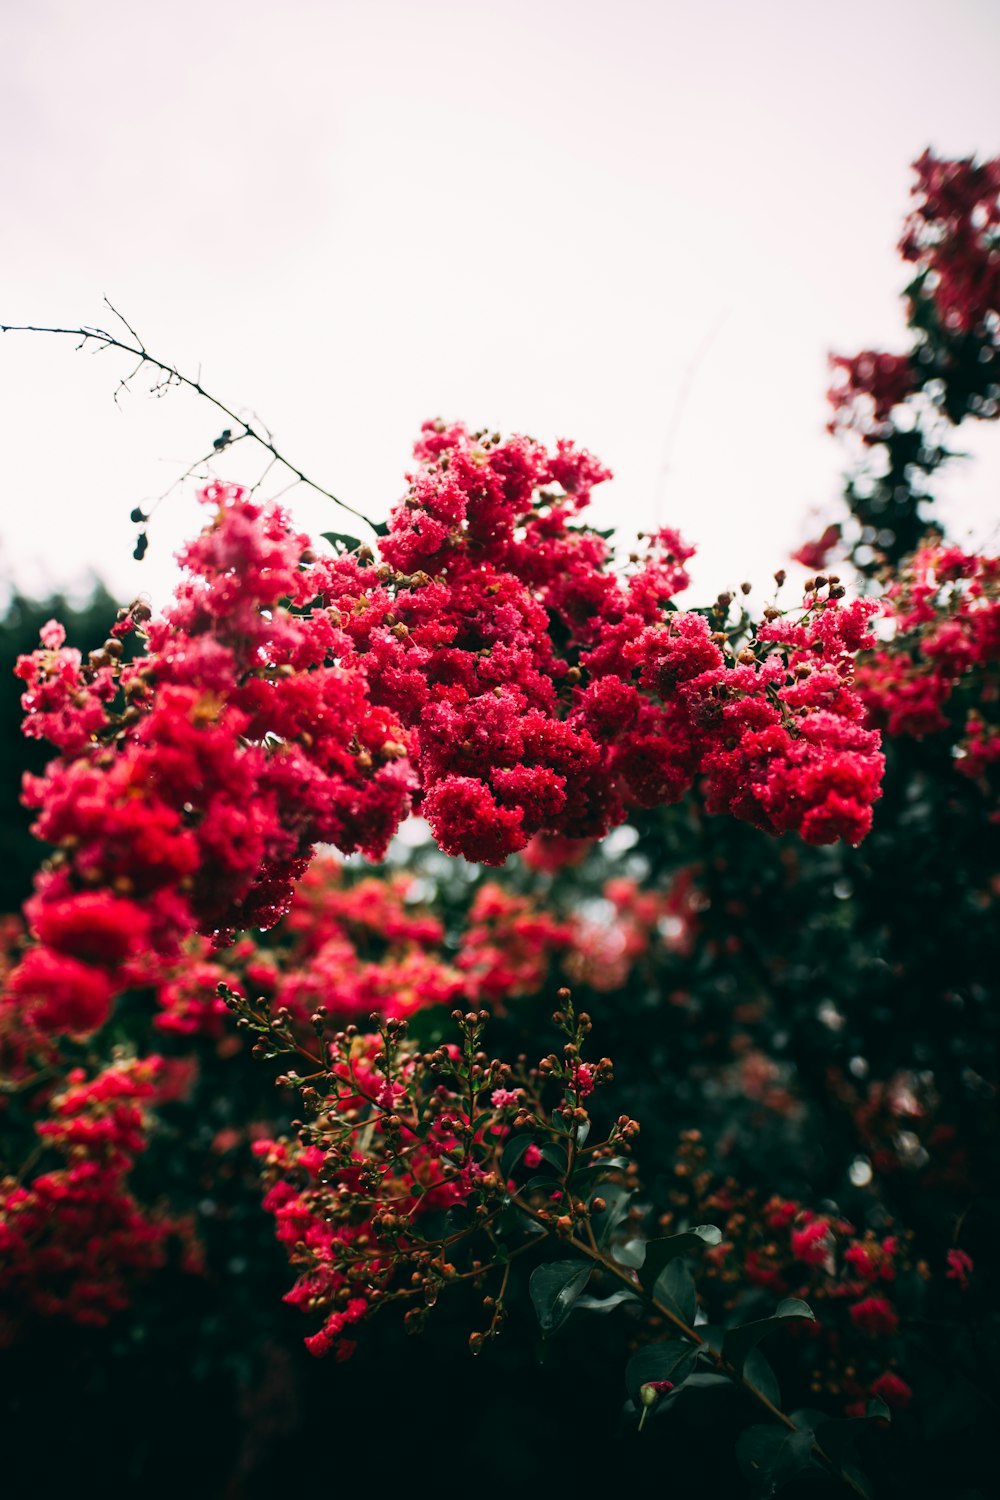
[
  {"x1": 505, "y1": 1187, "x2": 873, "y2": 1499},
  {"x1": 0, "y1": 305, "x2": 384, "y2": 537}
]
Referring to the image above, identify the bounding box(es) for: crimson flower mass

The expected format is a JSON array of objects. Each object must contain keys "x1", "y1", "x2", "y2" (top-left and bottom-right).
[{"x1": 10, "y1": 422, "x2": 885, "y2": 1039}]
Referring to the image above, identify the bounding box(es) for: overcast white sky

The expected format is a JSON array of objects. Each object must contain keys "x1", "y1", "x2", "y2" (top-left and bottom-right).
[{"x1": 2, "y1": 0, "x2": 998, "y2": 612}]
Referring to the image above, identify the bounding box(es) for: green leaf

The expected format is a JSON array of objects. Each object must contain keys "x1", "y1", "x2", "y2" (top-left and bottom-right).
[
  {"x1": 591, "y1": 1182, "x2": 631, "y2": 1248},
  {"x1": 529, "y1": 1261, "x2": 591, "y2": 1334},
  {"x1": 735, "y1": 1424, "x2": 817, "y2": 1497},
  {"x1": 744, "y1": 1347, "x2": 781, "y2": 1408},
  {"x1": 496, "y1": 1198, "x2": 546, "y2": 1237},
  {"x1": 776, "y1": 1297, "x2": 815, "y2": 1319},
  {"x1": 824, "y1": 1405, "x2": 892, "y2": 1445},
  {"x1": 372, "y1": 519, "x2": 390, "y2": 537},
  {"x1": 569, "y1": 1155, "x2": 630, "y2": 1189},
  {"x1": 840, "y1": 1466, "x2": 875, "y2": 1500},
  {"x1": 574, "y1": 1288, "x2": 640, "y2": 1314},
  {"x1": 697, "y1": 1322, "x2": 725, "y2": 1356},
  {"x1": 515, "y1": 1176, "x2": 563, "y2": 1200},
  {"x1": 724, "y1": 1299, "x2": 815, "y2": 1372},
  {"x1": 539, "y1": 1141, "x2": 568, "y2": 1175},
  {"x1": 681, "y1": 1371, "x2": 733, "y2": 1398},
  {"x1": 612, "y1": 1237, "x2": 646, "y2": 1269},
  {"x1": 812, "y1": 1405, "x2": 890, "y2": 1481},
  {"x1": 520, "y1": 1174, "x2": 565, "y2": 1196},
  {"x1": 788, "y1": 1408, "x2": 829, "y2": 1432},
  {"x1": 653, "y1": 1259, "x2": 698, "y2": 1327},
  {"x1": 499, "y1": 1134, "x2": 535, "y2": 1179},
  {"x1": 320, "y1": 531, "x2": 363, "y2": 553},
  {"x1": 637, "y1": 1224, "x2": 722, "y2": 1294},
  {"x1": 625, "y1": 1340, "x2": 698, "y2": 1408}
]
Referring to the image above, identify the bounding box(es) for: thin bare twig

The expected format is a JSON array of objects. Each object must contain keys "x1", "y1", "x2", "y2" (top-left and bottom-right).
[
  {"x1": 144, "y1": 433, "x2": 252, "y2": 518},
  {"x1": 248, "y1": 453, "x2": 279, "y2": 498},
  {"x1": 1, "y1": 303, "x2": 383, "y2": 536},
  {"x1": 654, "y1": 311, "x2": 729, "y2": 525}
]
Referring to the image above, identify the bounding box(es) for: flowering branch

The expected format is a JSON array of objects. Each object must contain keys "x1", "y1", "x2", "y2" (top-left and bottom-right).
[
  {"x1": 237, "y1": 983, "x2": 882, "y2": 1497},
  {"x1": 0, "y1": 301, "x2": 383, "y2": 540}
]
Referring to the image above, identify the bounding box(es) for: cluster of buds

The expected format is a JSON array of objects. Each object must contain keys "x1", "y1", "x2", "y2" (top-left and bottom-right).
[{"x1": 247, "y1": 987, "x2": 636, "y2": 1361}]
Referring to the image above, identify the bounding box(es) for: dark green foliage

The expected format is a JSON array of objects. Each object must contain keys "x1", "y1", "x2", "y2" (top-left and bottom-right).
[{"x1": 528, "y1": 1260, "x2": 592, "y2": 1333}]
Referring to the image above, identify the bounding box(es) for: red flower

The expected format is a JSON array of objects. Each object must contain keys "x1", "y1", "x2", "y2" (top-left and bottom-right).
[
  {"x1": 7, "y1": 946, "x2": 115, "y2": 1036},
  {"x1": 793, "y1": 524, "x2": 842, "y2": 572},
  {"x1": 791, "y1": 1218, "x2": 833, "y2": 1266},
  {"x1": 849, "y1": 1295, "x2": 899, "y2": 1338},
  {"x1": 946, "y1": 1248, "x2": 974, "y2": 1290},
  {"x1": 870, "y1": 1371, "x2": 913, "y2": 1411}
]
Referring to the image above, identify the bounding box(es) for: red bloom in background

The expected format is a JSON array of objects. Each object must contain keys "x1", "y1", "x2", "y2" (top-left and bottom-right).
[
  {"x1": 901, "y1": 150, "x2": 1000, "y2": 335},
  {"x1": 869, "y1": 1371, "x2": 913, "y2": 1411},
  {"x1": 791, "y1": 1218, "x2": 834, "y2": 1266},
  {"x1": 827, "y1": 353, "x2": 915, "y2": 443},
  {"x1": 946, "y1": 1248, "x2": 974, "y2": 1290},
  {"x1": 6, "y1": 946, "x2": 115, "y2": 1036},
  {"x1": 850, "y1": 1295, "x2": 900, "y2": 1338},
  {"x1": 793, "y1": 524, "x2": 842, "y2": 572}
]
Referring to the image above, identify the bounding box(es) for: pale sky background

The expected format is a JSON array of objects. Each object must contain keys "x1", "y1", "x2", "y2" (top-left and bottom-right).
[{"x1": 2, "y1": 0, "x2": 998, "y2": 614}]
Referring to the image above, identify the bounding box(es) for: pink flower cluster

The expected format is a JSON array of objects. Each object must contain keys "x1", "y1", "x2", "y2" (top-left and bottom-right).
[
  {"x1": 154, "y1": 860, "x2": 466, "y2": 1037},
  {"x1": 146, "y1": 854, "x2": 714, "y2": 1047},
  {"x1": 857, "y1": 542, "x2": 1000, "y2": 805},
  {"x1": 0, "y1": 1057, "x2": 194, "y2": 1340},
  {"x1": 251, "y1": 1133, "x2": 378, "y2": 1363},
  {"x1": 827, "y1": 152, "x2": 999, "y2": 461},
  {"x1": 636, "y1": 591, "x2": 883, "y2": 846},
  {"x1": 310, "y1": 422, "x2": 881, "y2": 860},
  {"x1": 11, "y1": 425, "x2": 885, "y2": 1041},
  {"x1": 792, "y1": 523, "x2": 843, "y2": 573},
  {"x1": 827, "y1": 353, "x2": 916, "y2": 444},
  {"x1": 691, "y1": 1178, "x2": 919, "y2": 1416},
  {"x1": 251, "y1": 1031, "x2": 502, "y2": 1361},
  {"x1": 900, "y1": 149, "x2": 1000, "y2": 336},
  {"x1": 11, "y1": 483, "x2": 414, "y2": 1035},
  {"x1": 454, "y1": 884, "x2": 573, "y2": 1009}
]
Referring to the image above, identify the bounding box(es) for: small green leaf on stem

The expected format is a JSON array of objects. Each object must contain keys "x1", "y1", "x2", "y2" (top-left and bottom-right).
[{"x1": 529, "y1": 1261, "x2": 592, "y2": 1334}]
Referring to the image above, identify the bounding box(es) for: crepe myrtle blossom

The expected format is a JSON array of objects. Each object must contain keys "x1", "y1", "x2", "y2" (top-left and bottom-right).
[{"x1": 10, "y1": 425, "x2": 883, "y2": 1041}]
